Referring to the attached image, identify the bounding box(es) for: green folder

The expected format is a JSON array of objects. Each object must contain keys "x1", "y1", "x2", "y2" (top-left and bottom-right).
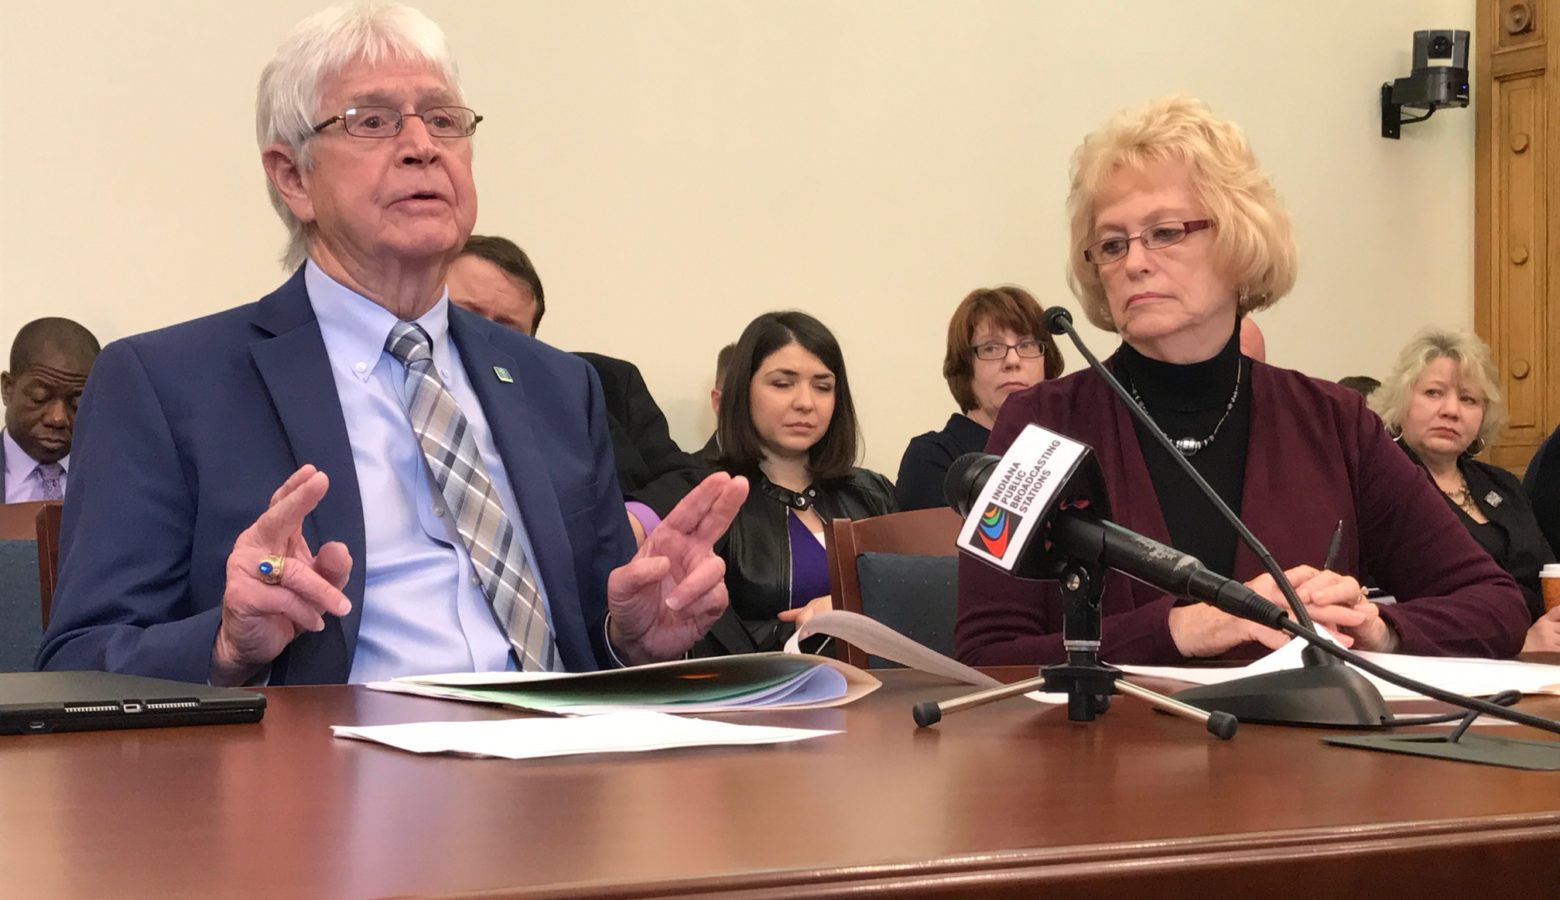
[{"x1": 377, "y1": 652, "x2": 876, "y2": 714}]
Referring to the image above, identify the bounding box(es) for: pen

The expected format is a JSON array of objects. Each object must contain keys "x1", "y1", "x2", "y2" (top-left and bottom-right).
[{"x1": 1322, "y1": 519, "x2": 1343, "y2": 571}]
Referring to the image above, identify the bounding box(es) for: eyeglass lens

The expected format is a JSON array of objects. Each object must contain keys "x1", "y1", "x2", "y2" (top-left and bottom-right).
[
  {"x1": 342, "y1": 106, "x2": 478, "y2": 138},
  {"x1": 973, "y1": 340, "x2": 1044, "y2": 360},
  {"x1": 1087, "y1": 221, "x2": 1196, "y2": 264}
]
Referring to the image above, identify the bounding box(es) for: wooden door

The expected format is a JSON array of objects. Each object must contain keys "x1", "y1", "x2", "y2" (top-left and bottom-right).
[{"x1": 1476, "y1": 0, "x2": 1557, "y2": 473}]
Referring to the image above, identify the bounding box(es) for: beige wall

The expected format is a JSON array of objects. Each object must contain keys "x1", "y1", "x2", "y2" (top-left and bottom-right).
[{"x1": 0, "y1": 1, "x2": 1473, "y2": 477}]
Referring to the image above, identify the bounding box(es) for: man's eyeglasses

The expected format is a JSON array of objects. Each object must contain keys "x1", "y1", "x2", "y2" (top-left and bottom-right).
[
  {"x1": 311, "y1": 106, "x2": 483, "y2": 139},
  {"x1": 1083, "y1": 219, "x2": 1214, "y2": 265},
  {"x1": 972, "y1": 339, "x2": 1045, "y2": 361}
]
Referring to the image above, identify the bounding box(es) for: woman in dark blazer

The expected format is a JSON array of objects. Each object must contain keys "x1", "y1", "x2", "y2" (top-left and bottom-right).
[
  {"x1": 1372, "y1": 327, "x2": 1560, "y2": 652},
  {"x1": 895, "y1": 286, "x2": 1064, "y2": 510}
]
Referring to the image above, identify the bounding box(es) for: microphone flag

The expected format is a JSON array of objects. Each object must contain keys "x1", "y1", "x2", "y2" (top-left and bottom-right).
[{"x1": 956, "y1": 424, "x2": 1089, "y2": 572}]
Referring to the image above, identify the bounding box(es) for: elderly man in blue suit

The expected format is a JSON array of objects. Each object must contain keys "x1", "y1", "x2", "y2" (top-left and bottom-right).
[{"x1": 37, "y1": 3, "x2": 746, "y2": 686}]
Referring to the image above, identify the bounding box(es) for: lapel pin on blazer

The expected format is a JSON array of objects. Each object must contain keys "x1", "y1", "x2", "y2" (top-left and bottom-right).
[
  {"x1": 493, "y1": 366, "x2": 514, "y2": 384},
  {"x1": 1485, "y1": 491, "x2": 1502, "y2": 508}
]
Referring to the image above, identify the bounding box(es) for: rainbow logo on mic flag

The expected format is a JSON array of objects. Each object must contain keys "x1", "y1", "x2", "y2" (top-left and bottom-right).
[{"x1": 970, "y1": 503, "x2": 1021, "y2": 557}]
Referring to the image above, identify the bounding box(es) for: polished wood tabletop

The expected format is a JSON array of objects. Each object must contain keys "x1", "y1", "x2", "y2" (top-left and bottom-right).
[{"x1": 3, "y1": 668, "x2": 1558, "y2": 899}]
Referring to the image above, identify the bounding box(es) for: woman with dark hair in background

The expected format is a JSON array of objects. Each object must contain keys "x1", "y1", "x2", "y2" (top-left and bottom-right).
[
  {"x1": 896, "y1": 286, "x2": 1065, "y2": 510},
  {"x1": 1372, "y1": 328, "x2": 1560, "y2": 651},
  {"x1": 690, "y1": 311, "x2": 895, "y2": 655}
]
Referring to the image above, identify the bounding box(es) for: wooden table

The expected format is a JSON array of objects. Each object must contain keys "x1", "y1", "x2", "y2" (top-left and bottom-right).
[{"x1": 3, "y1": 669, "x2": 1558, "y2": 898}]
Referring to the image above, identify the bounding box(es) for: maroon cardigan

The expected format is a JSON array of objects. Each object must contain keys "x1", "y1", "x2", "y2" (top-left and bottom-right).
[{"x1": 954, "y1": 360, "x2": 1531, "y2": 665}]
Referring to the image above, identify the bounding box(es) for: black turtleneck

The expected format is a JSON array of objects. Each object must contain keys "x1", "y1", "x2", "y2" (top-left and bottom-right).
[{"x1": 1110, "y1": 326, "x2": 1251, "y2": 577}]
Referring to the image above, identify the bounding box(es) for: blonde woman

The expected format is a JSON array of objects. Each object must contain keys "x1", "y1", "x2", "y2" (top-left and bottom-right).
[
  {"x1": 1373, "y1": 328, "x2": 1559, "y2": 652},
  {"x1": 955, "y1": 96, "x2": 1530, "y2": 666}
]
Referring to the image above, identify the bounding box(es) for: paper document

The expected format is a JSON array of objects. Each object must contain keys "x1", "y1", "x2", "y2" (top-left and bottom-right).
[
  {"x1": 793, "y1": 611, "x2": 1068, "y2": 703},
  {"x1": 790, "y1": 610, "x2": 1000, "y2": 687},
  {"x1": 332, "y1": 710, "x2": 838, "y2": 760},
  {"x1": 1119, "y1": 643, "x2": 1560, "y2": 701},
  {"x1": 368, "y1": 652, "x2": 878, "y2": 714}
]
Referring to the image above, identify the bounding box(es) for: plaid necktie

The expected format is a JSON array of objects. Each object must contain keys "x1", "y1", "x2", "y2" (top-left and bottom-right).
[
  {"x1": 37, "y1": 463, "x2": 64, "y2": 501},
  {"x1": 385, "y1": 322, "x2": 556, "y2": 671}
]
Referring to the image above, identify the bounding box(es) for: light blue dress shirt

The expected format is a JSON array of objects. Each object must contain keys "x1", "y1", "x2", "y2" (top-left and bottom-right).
[
  {"x1": 3, "y1": 430, "x2": 67, "y2": 502},
  {"x1": 305, "y1": 262, "x2": 558, "y2": 683}
]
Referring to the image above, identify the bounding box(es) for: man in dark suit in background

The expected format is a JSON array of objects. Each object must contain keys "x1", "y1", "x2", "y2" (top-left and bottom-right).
[
  {"x1": 38, "y1": 2, "x2": 745, "y2": 685},
  {"x1": 446, "y1": 234, "x2": 710, "y2": 515}
]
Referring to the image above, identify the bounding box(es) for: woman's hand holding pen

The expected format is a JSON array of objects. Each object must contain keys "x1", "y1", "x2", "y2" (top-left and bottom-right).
[
  {"x1": 1250, "y1": 564, "x2": 1397, "y2": 652},
  {"x1": 1170, "y1": 520, "x2": 1398, "y2": 657},
  {"x1": 1169, "y1": 564, "x2": 1379, "y2": 656}
]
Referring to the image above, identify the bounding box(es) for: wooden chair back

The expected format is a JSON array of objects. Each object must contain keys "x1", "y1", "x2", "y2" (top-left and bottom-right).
[
  {"x1": 36, "y1": 504, "x2": 64, "y2": 629},
  {"x1": 0, "y1": 501, "x2": 51, "y2": 540},
  {"x1": 824, "y1": 507, "x2": 963, "y2": 668}
]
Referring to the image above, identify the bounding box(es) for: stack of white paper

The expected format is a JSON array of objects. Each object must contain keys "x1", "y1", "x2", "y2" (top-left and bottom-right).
[{"x1": 332, "y1": 710, "x2": 838, "y2": 760}]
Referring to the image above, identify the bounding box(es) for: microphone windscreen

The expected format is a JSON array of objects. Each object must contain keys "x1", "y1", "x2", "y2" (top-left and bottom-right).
[
  {"x1": 1042, "y1": 306, "x2": 1074, "y2": 336},
  {"x1": 943, "y1": 452, "x2": 999, "y2": 517}
]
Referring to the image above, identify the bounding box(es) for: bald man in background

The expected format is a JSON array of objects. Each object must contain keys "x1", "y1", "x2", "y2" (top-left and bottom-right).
[
  {"x1": 2, "y1": 318, "x2": 101, "y2": 502},
  {"x1": 1239, "y1": 316, "x2": 1266, "y2": 363}
]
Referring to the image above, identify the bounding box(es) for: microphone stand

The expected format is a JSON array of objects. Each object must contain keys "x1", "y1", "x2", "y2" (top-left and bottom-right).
[{"x1": 914, "y1": 554, "x2": 1239, "y2": 740}]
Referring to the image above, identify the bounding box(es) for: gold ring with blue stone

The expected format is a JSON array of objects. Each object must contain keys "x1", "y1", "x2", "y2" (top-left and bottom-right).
[{"x1": 257, "y1": 554, "x2": 285, "y2": 586}]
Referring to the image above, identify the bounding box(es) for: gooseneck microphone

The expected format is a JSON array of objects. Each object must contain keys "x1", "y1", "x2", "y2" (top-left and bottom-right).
[{"x1": 1040, "y1": 306, "x2": 1319, "y2": 634}]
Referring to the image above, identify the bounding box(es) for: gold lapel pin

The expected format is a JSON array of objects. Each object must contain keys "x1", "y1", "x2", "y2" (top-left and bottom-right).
[{"x1": 494, "y1": 366, "x2": 514, "y2": 383}]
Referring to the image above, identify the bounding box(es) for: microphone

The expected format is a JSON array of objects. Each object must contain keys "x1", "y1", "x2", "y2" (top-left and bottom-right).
[
  {"x1": 936, "y1": 440, "x2": 1244, "y2": 738},
  {"x1": 946, "y1": 453, "x2": 1287, "y2": 633},
  {"x1": 1041, "y1": 305, "x2": 1074, "y2": 336}
]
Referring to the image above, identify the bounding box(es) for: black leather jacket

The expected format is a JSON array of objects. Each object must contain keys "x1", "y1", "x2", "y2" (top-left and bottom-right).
[{"x1": 693, "y1": 468, "x2": 895, "y2": 656}]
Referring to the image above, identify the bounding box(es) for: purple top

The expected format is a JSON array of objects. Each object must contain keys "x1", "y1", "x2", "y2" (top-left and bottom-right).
[
  {"x1": 625, "y1": 500, "x2": 661, "y2": 536},
  {"x1": 954, "y1": 360, "x2": 1531, "y2": 665},
  {"x1": 787, "y1": 511, "x2": 829, "y2": 609}
]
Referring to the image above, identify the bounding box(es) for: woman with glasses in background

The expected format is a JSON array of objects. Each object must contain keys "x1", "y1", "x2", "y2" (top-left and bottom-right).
[
  {"x1": 895, "y1": 286, "x2": 1065, "y2": 510},
  {"x1": 955, "y1": 96, "x2": 1529, "y2": 667}
]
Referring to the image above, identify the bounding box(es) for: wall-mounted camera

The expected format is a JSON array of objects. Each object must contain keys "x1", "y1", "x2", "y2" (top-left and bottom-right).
[{"x1": 1381, "y1": 30, "x2": 1470, "y2": 139}]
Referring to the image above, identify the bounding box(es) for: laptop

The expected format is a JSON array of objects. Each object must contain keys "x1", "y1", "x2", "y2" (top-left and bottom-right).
[{"x1": 0, "y1": 671, "x2": 266, "y2": 735}]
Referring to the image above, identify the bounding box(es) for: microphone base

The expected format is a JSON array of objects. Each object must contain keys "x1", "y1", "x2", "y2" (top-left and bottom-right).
[{"x1": 1172, "y1": 664, "x2": 1392, "y2": 728}]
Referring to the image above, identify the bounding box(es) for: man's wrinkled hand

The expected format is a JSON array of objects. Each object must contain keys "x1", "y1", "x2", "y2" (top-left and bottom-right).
[
  {"x1": 607, "y1": 472, "x2": 748, "y2": 665},
  {"x1": 211, "y1": 465, "x2": 352, "y2": 686}
]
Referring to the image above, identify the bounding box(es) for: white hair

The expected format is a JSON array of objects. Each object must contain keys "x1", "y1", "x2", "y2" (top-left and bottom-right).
[{"x1": 256, "y1": 2, "x2": 463, "y2": 269}]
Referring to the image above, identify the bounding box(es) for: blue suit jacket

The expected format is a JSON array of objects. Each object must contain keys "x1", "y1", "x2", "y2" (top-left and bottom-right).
[{"x1": 37, "y1": 268, "x2": 633, "y2": 683}]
